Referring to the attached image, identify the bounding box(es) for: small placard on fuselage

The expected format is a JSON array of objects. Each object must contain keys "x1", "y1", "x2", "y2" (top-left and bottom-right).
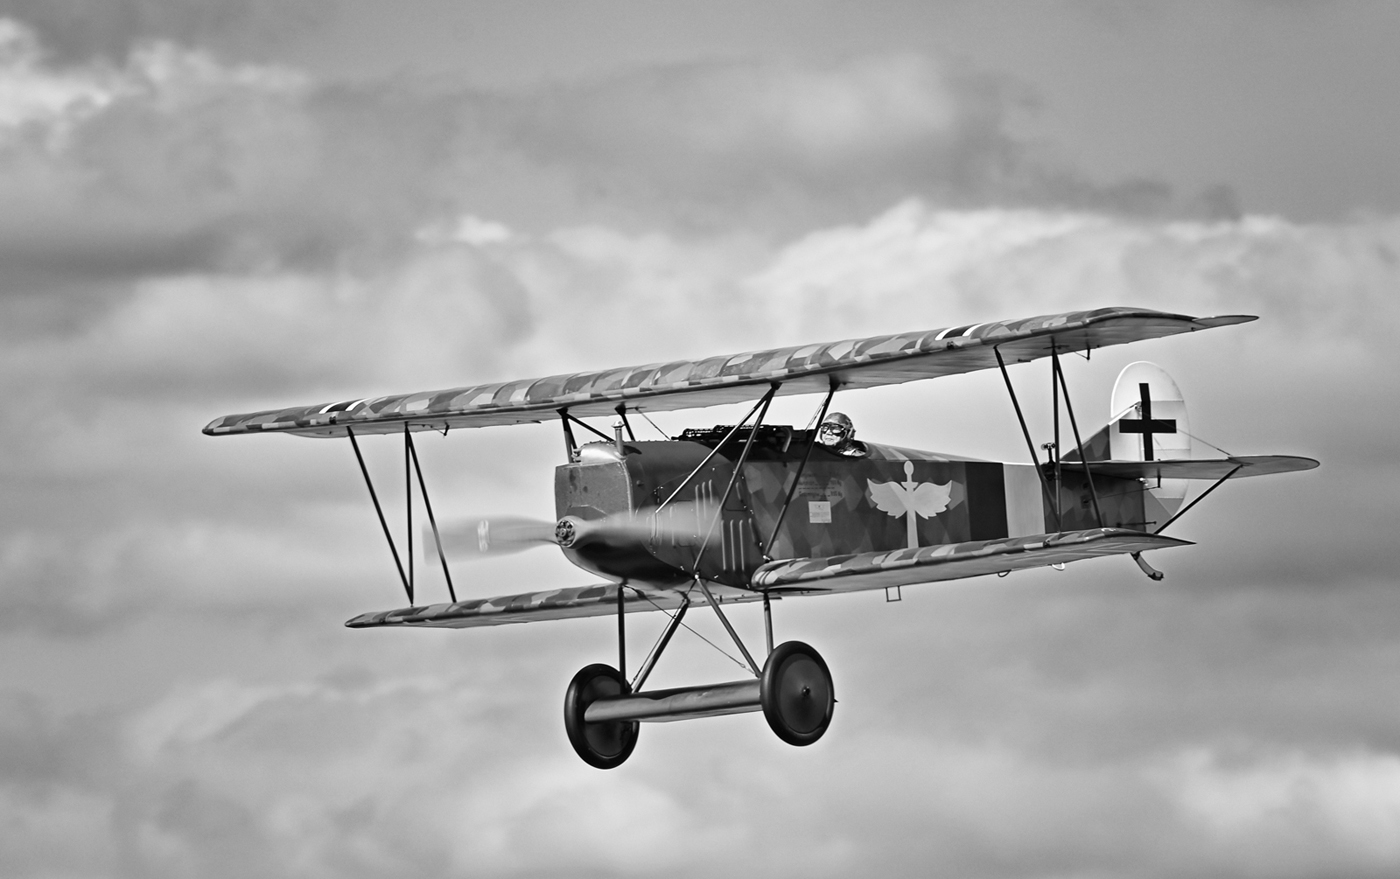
[{"x1": 808, "y1": 501, "x2": 832, "y2": 524}]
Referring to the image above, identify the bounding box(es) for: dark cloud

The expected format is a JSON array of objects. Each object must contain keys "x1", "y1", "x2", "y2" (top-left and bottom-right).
[
  {"x1": 495, "y1": 56, "x2": 1190, "y2": 234},
  {"x1": 1195, "y1": 183, "x2": 1245, "y2": 222},
  {"x1": 857, "y1": 575, "x2": 1400, "y2": 762},
  {"x1": 0, "y1": 37, "x2": 1221, "y2": 302},
  {"x1": 0, "y1": 693, "x2": 115, "y2": 791},
  {"x1": 137, "y1": 780, "x2": 281, "y2": 879},
  {"x1": 0, "y1": 76, "x2": 464, "y2": 290},
  {"x1": 0, "y1": 0, "x2": 330, "y2": 65}
]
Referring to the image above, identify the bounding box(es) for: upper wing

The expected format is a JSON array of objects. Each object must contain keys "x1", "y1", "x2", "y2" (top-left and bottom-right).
[
  {"x1": 205, "y1": 307, "x2": 1253, "y2": 438},
  {"x1": 1059, "y1": 455, "x2": 1319, "y2": 480},
  {"x1": 751, "y1": 528, "x2": 1191, "y2": 594},
  {"x1": 345, "y1": 580, "x2": 762, "y2": 630}
]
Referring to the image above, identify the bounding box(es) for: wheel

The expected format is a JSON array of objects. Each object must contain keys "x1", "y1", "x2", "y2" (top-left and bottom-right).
[
  {"x1": 563, "y1": 663, "x2": 639, "y2": 769},
  {"x1": 760, "y1": 641, "x2": 835, "y2": 746}
]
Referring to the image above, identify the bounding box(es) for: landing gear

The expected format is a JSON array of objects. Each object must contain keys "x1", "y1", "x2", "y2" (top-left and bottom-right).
[
  {"x1": 564, "y1": 577, "x2": 834, "y2": 766},
  {"x1": 563, "y1": 664, "x2": 639, "y2": 769},
  {"x1": 560, "y1": 641, "x2": 835, "y2": 767},
  {"x1": 760, "y1": 641, "x2": 835, "y2": 746}
]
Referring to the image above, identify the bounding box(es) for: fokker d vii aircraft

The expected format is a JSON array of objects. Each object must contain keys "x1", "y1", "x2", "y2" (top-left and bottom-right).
[{"x1": 205, "y1": 306, "x2": 1316, "y2": 768}]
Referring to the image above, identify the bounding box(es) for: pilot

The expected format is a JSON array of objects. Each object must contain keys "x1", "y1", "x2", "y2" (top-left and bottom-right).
[{"x1": 817, "y1": 412, "x2": 866, "y2": 456}]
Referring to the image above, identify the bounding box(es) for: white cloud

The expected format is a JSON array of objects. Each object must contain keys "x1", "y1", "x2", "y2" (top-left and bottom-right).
[
  {"x1": 1163, "y1": 748, "x2": 1400, "y2": 866},
  {"x1": 0, "y1": 18, "x2": 115, "y2": 132},
  {"x1": 751, "y1": 201, "x2": 1400, "y2": 339},
  {"x1": 646, "y1": 54, "x2": 960, "y2": 163},
  {"x1": 416, "y1": 214, "x2": 515, "y2": 247}
]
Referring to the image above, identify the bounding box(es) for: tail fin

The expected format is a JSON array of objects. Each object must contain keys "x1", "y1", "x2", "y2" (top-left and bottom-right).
[
  {"x1": 1108, "y1": 362, "x2": 1189, "y2": 462},
  {"x1": 1111, "y1": 362, "x2": 1190, "y2": 519},
  {"x1": 1067, "y1": 362, "x2": 1191, "y2": 518},
  {"x1": 1063, "y1": 362, "x2": 1318, "y2": 530}
]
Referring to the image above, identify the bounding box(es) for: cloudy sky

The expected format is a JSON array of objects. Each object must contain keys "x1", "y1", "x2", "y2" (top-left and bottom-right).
[{"x1": 2, "y1": 2, "x2": 1399, "y2": 876}]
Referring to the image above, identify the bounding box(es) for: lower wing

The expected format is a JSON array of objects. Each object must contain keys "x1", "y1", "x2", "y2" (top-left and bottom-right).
[
  {"x1": 347, "y1": 528, "x2": 1188, "y2": 629},
  {"x1": 751, "y1": 528, "x2": 1191, "y2": 594},
  {"x1": 345, "y1": 581, "x2": 762, "y2": 630}
]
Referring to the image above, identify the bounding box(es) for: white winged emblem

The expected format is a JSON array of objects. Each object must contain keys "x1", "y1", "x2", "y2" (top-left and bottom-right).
[{"x1": 867, "y1": 461, "x2": 953, "y2": 549}]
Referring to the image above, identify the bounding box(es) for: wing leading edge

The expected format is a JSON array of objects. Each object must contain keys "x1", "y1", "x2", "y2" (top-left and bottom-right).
[{"x1": 205, "y1": 307, "x2": 1253, "y2": 438}]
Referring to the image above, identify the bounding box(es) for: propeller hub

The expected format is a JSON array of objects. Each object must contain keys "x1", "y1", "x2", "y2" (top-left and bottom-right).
[{"x1": 554, "y1": 517, "x2": 579, "y2": 548}]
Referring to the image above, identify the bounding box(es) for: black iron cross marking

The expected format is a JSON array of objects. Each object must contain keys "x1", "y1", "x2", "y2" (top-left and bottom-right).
[{"x1": 1117, "y1": 382, "x2": 1176, "y2": 461}]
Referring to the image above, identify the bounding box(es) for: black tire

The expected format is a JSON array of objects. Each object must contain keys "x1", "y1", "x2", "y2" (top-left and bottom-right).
[
  {"x1": 760, "y1": 641, "x2": 835, "y2": 746},
  {"x1": 563, "y1": 663, "x2": 639, "y2": 769}
]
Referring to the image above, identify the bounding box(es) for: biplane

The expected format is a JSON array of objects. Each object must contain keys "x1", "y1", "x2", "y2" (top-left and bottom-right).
[{"x1": 205, "y1": 306, "x2": 1317, "y2": 768}]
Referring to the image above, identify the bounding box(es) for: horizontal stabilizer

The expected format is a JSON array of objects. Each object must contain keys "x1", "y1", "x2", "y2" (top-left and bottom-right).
[
  {"x1": 751, "y1": 528, "x2": 1191, "y2": 593},
  {"x1": 1059, "y1": 455, "x2": 1319, "y2": 481}
]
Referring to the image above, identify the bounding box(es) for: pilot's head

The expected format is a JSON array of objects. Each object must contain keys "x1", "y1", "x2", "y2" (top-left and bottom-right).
[{"x1": 818, "y1": 412, "x2": 855, "y2": 448}]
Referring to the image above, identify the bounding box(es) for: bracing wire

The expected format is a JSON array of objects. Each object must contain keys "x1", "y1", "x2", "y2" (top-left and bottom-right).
[
  {"x1": 634, "y1": 589, "x2": 751, "y2": 673},
  {"x1": 802, "y1": 389, "x2": 836, "y2": 430},
  {"x1": 1178, "y1": 428, "x2": 1232, "y2": 458},
  {"x1": 638, "y1": 410, "x2": 671, "y2": 440}
]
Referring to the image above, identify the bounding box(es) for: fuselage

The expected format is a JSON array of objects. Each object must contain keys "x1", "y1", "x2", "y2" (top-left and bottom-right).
[{"x1": 555, "y1": 425, "x2": 1151, "y2": 588}]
